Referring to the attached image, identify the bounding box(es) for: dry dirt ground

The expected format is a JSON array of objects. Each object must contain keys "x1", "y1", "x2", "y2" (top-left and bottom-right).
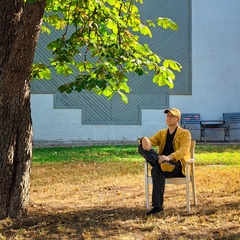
[{"x1": 0, "y1": 162, "x2": 240, "y2": 240}]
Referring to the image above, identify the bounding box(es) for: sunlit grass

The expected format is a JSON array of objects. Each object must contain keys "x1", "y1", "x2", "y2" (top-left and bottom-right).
[
  {"x1": 32, "y1": 143, "x2": 240, "y2": 165},
  {"x1": 33, "y1": 144, "x2": 139, "y2": 164},
  {"x1": 196, "y1": 144, "x2": 240, "y2": 165}
]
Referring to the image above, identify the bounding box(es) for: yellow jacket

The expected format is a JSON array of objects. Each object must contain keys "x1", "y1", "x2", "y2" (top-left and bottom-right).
[{"x1": 149, "y1": 126, "x2": 191, "y2": 176}]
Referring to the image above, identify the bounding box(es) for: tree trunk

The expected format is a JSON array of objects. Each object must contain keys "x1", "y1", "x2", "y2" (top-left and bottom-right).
[{"x1": 0, "y1": 0, "x2": 46, "y2": 219}]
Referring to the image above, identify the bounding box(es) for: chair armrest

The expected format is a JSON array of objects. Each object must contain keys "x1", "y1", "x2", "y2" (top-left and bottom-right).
[{"x1": 185, "y1": 158, "x2": 195, "y2": 164}]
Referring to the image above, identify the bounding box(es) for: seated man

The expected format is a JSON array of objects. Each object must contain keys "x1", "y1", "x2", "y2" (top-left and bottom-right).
[{"x1": 138, "y1": 107, "x2": 191, "y2": 216}]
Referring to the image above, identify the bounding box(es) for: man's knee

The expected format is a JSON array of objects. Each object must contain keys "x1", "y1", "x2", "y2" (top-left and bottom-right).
[
  {"x1": 151, "y1": 164, "x2": 165, "y2": 178},
  {"x1": 151, "y1": 164, "x2": 160, "y2": 175},
  {"x1": 138, "y1": 144, "x2": 144, "y2": 155}
]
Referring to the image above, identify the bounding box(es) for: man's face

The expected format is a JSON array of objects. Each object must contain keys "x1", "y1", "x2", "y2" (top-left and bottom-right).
[{"x1": 165, "y1": 112, "x2": 179, "y2": 127}]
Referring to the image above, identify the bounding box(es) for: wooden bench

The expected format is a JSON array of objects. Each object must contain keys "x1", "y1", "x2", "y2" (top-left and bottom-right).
[
  {"x1": 223, "y1": 112, "x2": 240, "y2": 141},
  {"x1": 200, "y1": 119, "x2": 229, "y2": 142},
  {"x1": 181, "y1": 112, "x2": 240, "y2": 142},
  {"x1": 200, "y1": 112, "x2": 240, "y2": 142}
]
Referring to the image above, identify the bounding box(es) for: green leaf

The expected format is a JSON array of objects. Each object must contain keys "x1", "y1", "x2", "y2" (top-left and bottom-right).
[
  {"x1": 163, "y1": 59, "x2": 170, "y2": 68},
  {"x1": 170, "y1": 61, "x2": 182, "y2": 72},
  {"x1": 76, "y1": 63, "x2": 85, "y2": 72},
  {"x1": 168, "y1": 77, "x2": 174, "y2": 88},
  {"x1": 119, "y1": 82, "x2": 131, "y2": 93},
  {"x1": 56, "y1": 64, "x2": 73, "y2": 76},
  {"x1": 157, "y1": 17, "x2": 178, "y2": 30},
  {"x1": 85, "y1": 62, "x2": 93, "y2": 72},
  {"x1": 164, "y1": 59, "x2": 182, "y2": 72},
  {"x1": 118, "y1": 91, "x2": 128, "y2": 104},
  {"x1": 39, "y1": 68, "x2": 51, "y2": 79},
  {"x1": 146, "y1": 20, "x2": 155, "y2": 27},
  {"x1": 170, "y1": 21, "x2": 178, "y2": 30},
  {"x1": 166, "y1": 69, "x2": 175, "y2": 80},
  {"x1": 107, "y1": 20, "x2": 118, "y2": 34},
  {"x1": 31, "y1": 63, "x2": 51, "y2": 80},
  {"x1": 106, "y1": 0, "x2": 117, "y2": 6},
  {"x1": 41, "y1": 25, "x2": 51, "y2": 34},
  {"x1": 149, "y1": 54, "x2": 161, "y2": 63},
  {"x1": 140, "y1": 25, "x2": 152, "y2": 37},
  {"x1": 153, "y1": 74, "x2": 164, "y2": 85},
  {"x1": 135, "y1": 68, "x2": 144, "y2": 76},
  {"x1": 102, "y1": 87, "x2": 113, "y2": 97},
  {"x1": 131, "y1": 4, "x2": 139, "y2": 14}
]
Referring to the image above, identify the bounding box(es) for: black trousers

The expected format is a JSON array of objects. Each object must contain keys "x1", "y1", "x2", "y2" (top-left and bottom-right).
[{"x1": 138, "y1": 144, "x2": 184, "y2": 208}]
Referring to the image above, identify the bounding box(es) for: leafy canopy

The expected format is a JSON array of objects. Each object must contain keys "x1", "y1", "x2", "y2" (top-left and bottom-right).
[{"x1": 32, "y1": 0, "x2": 181, "y2": 103}]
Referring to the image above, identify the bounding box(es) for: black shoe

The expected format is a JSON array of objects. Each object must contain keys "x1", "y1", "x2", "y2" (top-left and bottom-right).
[
  {"x1": 146, "y1": 207, "x2": 163, "y2": 216},
  {"x1": 160, "y1": 161, "x2": 175, "y2": 172}
]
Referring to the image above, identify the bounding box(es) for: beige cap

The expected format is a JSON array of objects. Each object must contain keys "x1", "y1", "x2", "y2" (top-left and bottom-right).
[{"x1": 164, "y1": 107, "x2": 181, "y2": 118}]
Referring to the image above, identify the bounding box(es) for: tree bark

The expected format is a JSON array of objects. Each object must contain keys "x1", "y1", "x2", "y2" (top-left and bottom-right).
[{"x1": 0, "y1": 0, "x2": 46, "y2": 219}]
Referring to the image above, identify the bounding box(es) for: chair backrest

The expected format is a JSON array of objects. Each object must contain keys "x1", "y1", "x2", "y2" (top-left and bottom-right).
[{"x1": 190, "y1": 140, "x2": 196, "y2": 159}]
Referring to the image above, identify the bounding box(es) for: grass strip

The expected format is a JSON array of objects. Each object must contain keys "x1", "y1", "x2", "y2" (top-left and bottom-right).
[{"x1": 33, "y1": 144, "x2": 240, "y2": 165}]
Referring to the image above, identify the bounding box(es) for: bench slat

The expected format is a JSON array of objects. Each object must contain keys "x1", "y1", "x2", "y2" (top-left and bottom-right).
[
  {"x1": 181, "y1": 113, "x2": 201, "y2": 123},
  {"x1": 223, "y1": 112, "x2": 240, "y2": 123}
]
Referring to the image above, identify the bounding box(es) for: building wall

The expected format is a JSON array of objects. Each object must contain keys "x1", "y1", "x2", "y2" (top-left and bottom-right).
[
  {"x1": 31, "y1": 0, "x2": 240, "y2": 145},
  {"x1": 170, "y1": 0, "x2": 240, "y2": 141}
]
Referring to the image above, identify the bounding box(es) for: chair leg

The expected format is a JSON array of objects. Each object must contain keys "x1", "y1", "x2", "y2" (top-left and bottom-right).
[
  {"x1": 186, "y1": 180, "x2": 190, "y2": 212},
  {"x1": 145, "y1": 185, "x2": 150, "y2": 210},
  {"x1": 192, "y1": 183, "x2": 197, "y2": 206},
  {"x1": 144, "y1": 161, "x2": 150, "y2": 210},
  {"x1": 191, "y1": 164, "x2": 197, "y2": 206},
  {"x1": 192, "y1": 180, "x2": 197, "y2": 206},
  {"x1": 185, "y1": 164, "x2": 191, "y2": 212}
]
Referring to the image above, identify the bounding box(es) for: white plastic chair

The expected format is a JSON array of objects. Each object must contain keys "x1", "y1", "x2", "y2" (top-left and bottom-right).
[{"x1": 144, "y1": 140, "x2": 197, "y2": 212}]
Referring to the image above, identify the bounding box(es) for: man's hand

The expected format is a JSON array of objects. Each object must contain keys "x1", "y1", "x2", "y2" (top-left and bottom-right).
[
  {"x1": 141, "y1": 137, "x2": 152, "y2": 151},
  {"x1": 158, "y1": 155, "x2": 174, "y2": 164}
]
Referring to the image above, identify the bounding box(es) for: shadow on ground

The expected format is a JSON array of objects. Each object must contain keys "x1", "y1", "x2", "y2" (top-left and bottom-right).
[{"x1": 1, "y1": 202, "x2": 240, "y2": 240}]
